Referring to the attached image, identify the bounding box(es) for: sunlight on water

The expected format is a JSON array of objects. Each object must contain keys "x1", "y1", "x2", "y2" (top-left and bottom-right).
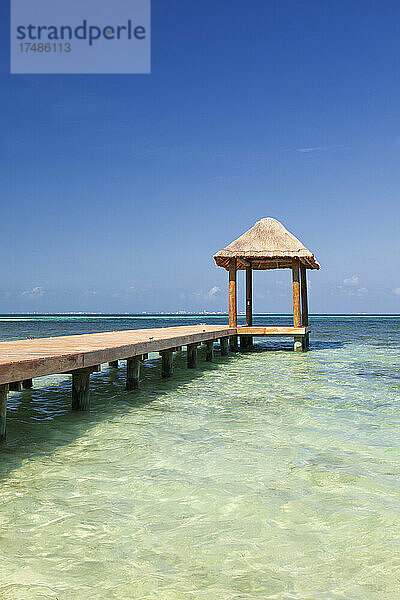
[{"x1": 0, "y1": 316, "x2": 399, "y2": 599}]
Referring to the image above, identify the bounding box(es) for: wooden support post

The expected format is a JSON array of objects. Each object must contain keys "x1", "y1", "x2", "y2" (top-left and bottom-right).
[
  {"x1": 294, "y1": 336, "x2": 303, "y2": 353},
  {"x1": 229, "y1": 258, "x2": 237, "y2": 328},
  {"x1": 302, "y1": 335, "x2": 309, "y2": 351},
  {"x1": 246, "y1": 264, "x2": 253, "y2": 326},
  {"x1": 0, "y1": 384, "x2": 8, "y2": 443},
  {"x1": 9, "y1": 381, "x2": 23, "y2": 392},
  {"x1": 300, "y1": 264, "x2": 309, "y2": 327},
  {"x1": 187, "y1": 344, "x2": 198, "y2": 369},
  {"x1": 72, "y1": 368, "x2": 91, "y2": 410},
  {"x1": 292, "y1": 259, "x2": 301, "y2": 328},
  {"x1": 161, "y1": 350, "x2": 174, "y2": 378},
  {"x1": 244, "y1": 263, "x2": 253, "y2": 349},
  {"x1": 300, "y1": 264, "x2": 310, "y2": 350},
  {"x1": 229, "y1": 335, "x2": 238, "y2": 352},
  {"x1": 22, "y1": 379, "x2": 33, "y2": 389},
  {"x1": 127, "y1": 356, "x2": 141, "y2": 390},
  {"x1": 240, "y1": 335, "x2": 251, "y2": 349},
  {"x1": 141, "y1": 354, "x2": 149, "y2": 361},
  {"x1": 205, "y1": 340, "x2": 214, "y2": 362},
  {"x1": 220, "y1": 337, "x2": 229, "y2": 356},
  {"x1": 109, "y1": 361, "x2": 119, "y2": 369},
  {"x1": 241, "y1": 334, "x2": 253, "y2": 349}
]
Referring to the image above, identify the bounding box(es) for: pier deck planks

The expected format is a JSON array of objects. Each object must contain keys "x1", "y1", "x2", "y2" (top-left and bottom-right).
[
  {"x1": 237, "y1": 326, "x2": 311, "y2": 336},
  {"x1": 0, "y1": 325, "x2": 235, "y2": 385}
]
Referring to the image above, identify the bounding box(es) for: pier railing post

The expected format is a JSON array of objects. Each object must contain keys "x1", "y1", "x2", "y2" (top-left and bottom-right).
[
  {"x1": 72, "y1": 368, "x2": 91, "y2": 410},
  {"x1": 127, "y1": 356, "x2": 141, "y2": 390},
  {"x1": 0, "y1": 384, "x2": 8, "y2": 442},
  {"x1": 187, "y1": 344, "x2": 198, "y2": 369},
  {"x1": 161, "y1": 350, "x2": 174, "y2": 378}
]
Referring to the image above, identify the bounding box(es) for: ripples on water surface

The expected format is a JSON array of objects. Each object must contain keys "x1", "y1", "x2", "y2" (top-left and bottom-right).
[{"x1": 0, "y1": 314, "x2": 399, "y2": 599}]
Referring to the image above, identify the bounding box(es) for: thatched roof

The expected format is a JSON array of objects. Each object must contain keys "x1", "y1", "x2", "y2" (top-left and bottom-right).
[{"x1": 214, "y1": 217, "x2": 320, "y2": 271}]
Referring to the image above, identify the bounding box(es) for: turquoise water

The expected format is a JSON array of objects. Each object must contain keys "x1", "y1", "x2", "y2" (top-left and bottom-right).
[{"x1": 0, "y1": 315, "x2": 399, "y2": 599}]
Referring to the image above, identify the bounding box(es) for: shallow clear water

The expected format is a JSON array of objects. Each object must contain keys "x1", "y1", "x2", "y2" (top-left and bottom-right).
[{"x1": 0, "y1": 314, "x2": 399, "y2": 599}]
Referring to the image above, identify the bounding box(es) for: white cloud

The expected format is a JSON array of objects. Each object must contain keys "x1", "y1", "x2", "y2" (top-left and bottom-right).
[
  {"x1": 296, "y1": 144, "x2": 343, "y2": 153},
  {"x1": 207, "y1": 286, "x2": 221, "y2": 298},
  {"x1": 255, "y1": 290, "x2": 272, "y2": 299},
  {"x1": 297, "y1": 146, "x2": 325, "y2": 153},
  {"x1": 21, "y1": 286, "x2": 44, "y2": 298},
  {"x1": 345, "y1": 286, "x2": 368, "y2": 298},
  {"x1": 84, "y1": 289, "x2": 97, "y2": 297},
  {"x1": 343, "y1": 275, "x2": 360, "y2": 287},
  {"x1": 393, "y1": 288, "x2": 400, "y2": 296}
]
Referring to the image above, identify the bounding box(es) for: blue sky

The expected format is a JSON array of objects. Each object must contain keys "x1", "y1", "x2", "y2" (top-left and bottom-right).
[{"x1": 1, "y1": 0, "x2": 400, "y2": 313}]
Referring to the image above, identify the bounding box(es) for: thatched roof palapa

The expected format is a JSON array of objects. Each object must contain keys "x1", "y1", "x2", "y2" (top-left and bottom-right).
[{"x1": 214, "y1": 217, "x2": 320, "y2": 271}]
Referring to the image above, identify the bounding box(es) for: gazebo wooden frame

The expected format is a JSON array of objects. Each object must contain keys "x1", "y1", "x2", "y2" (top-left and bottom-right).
[{"x1": 214, "y1": 218, "x2": 320, "y2": 352}]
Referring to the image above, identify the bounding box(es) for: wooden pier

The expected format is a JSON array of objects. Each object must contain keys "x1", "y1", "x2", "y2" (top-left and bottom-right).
[
  {"x1": 0, "y1": 325, "x2": 235, "y2": 441},
  {"x1": 0, "y1": 321, "x2": 312, "y2": 443},
  {"x1": 0, "y1": 217, "x2": 320, "y2": 443}
]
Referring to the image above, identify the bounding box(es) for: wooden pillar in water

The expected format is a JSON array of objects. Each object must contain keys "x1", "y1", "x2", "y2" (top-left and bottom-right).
[
  {"x1": 205, "y1": 340, "x2": 214, "y2": 362},
  {"x1": 300, "y1": 263, "x2": 310, "y2": 349},
  {"x1": 240, "y1": 335, "x2": 249, "y2": 350},
  {"x1": 187, "y1": 344, "x2": 198, "y2": 369},
  {"x1": 127, "y1": 356, "x2": 141, "y2": 390},
  {"x1": 9, "y1": 381, "x2": 23, "y2": 392},
  {"x1": 161, "y1": 349, "x2": 174, "y2": 378},
  {"x1": 72, "y1": 368, "x2": 91, "y2": 410},
  {"x1": 293, "y1": 336, "x2": 303, "y2": 352},
  {"x1": 0, "y1": 384, "x2": 8, "y2": 442},
  {"x1": 109, "y1": 361, "x2": 119, "y2": 369},
  {"x1": 22, "y1": 379, "x2": 33, "y2": 389},
  {"x1": 220, "y1": 337, "x2": 229, "y2": 356},
  {"x1": 229, "y1": 335, "x2": 238, "y2": 352}
]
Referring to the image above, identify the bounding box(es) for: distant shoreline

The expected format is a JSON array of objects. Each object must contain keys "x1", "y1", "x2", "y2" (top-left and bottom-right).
[{"x1": 0, "y1": 313, "x2": 399, "y2": 318}]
